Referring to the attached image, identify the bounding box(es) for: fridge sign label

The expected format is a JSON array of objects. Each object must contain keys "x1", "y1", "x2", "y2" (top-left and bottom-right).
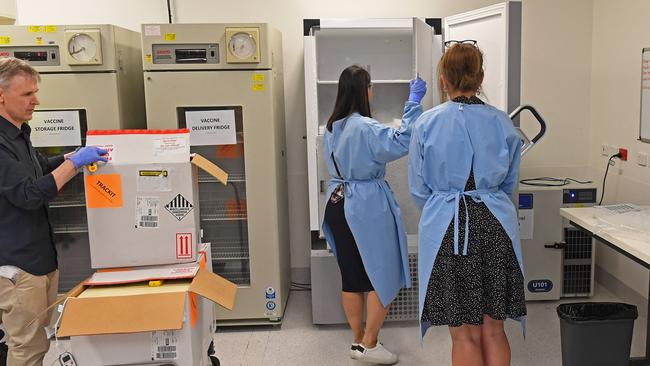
[
  {"x1": 29, "y1": 110, "x2": 82, "y2": 147},
  {"x1": 184, "y1": 109, "x2": 236, "y2": 146},
  {"x1": 175, "y1": 233, "x2": 193, "y2": 259}
]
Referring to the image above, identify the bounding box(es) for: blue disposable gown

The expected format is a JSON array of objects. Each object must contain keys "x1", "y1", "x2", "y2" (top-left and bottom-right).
[
  {"x1": 322, "y1": 101, "x2": 423, "y2": 307},
  {"x1": 408, "y1": 101, "x2": 524, "y2": 337}
]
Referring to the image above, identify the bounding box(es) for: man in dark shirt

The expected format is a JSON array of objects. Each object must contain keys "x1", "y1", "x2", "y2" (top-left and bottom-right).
[{"x1": 0, "y1": 57, "x2": 106, "y2": 365}]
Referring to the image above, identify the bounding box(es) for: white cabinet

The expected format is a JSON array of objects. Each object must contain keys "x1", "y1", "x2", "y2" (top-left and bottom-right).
[{"x1": 304, "y1": 18, "x2": 443, "y2": 233}]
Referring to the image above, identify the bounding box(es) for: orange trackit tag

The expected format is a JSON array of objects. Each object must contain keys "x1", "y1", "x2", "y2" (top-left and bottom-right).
[{"x1": 85, "y1": 174, "x2": 123, "y2": 208}]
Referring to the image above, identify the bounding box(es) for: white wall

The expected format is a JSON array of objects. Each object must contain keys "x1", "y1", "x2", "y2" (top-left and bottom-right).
[
  {"x1": 16, "y1": 0, "x2": 504, "y2": 271},
  {"x1": 519, "y1": 0, "x2": 593, "y2": 179},
  {"x1": 0, "y1": 0, "x2": 15, "y2": 23},
  {"x1": 589, "y1": 0, "x2": 650, "y2": 297}
]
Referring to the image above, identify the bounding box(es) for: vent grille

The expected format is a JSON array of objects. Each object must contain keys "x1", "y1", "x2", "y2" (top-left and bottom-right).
[{"x1": 386, "y1": 253, "x2": 419, "y2": 321}]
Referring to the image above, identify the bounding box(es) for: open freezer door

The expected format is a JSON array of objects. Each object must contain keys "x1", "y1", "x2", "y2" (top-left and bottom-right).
[
  {"x1": 444, "y1": 2, "x2": 522, "y2": 113},
  {"x1": 413, "y1": 18, "x2": 435, "y2": 110}
]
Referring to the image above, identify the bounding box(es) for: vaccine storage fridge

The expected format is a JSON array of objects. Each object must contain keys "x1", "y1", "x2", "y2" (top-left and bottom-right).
[
  {"x1": 305, "y1": 1, "x2": 524, "y2": 324},
  {"x1": 141, "y1": 23, "x2": 290, "y2": 325},
  {"x1": 0, "y1": 24, "x2": 145, "y2": 291}
]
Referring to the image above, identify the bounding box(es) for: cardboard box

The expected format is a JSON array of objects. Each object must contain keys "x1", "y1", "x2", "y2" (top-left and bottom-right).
[
  {"x1": 84, "y1": 129, "x2": 227, "y2": 268},
  {"x1": 56, "y1": 245, "x2": 237, "y2": 365}
]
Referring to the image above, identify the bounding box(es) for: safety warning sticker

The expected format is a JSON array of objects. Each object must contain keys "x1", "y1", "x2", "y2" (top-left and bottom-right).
[
  {"x1": 137, "y1": 168, "x2": 172, "y2": 192},
  {"x1": 176, "y1": 233, "x2": 193, "y2": 259},
  {"x1": 135, "y1": 196, "x2": 159, "y2": 229},
  {"x1": 151, "y1": 330, "x2": 178, "y2": 360},
  {"x1": 165, "y1": 194, "x2": 193, "y2": 221},
  {"x1": 85, "y1": 174, "x2": 123, "y2": 208}
]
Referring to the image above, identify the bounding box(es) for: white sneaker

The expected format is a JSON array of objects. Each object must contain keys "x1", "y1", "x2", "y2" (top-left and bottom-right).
[
  {"x1": 352, "y1": 343, "x2": 398, "y2": 364},
  {"x1": 350, "y1": 343, "x2": 363, "y2": 359}
]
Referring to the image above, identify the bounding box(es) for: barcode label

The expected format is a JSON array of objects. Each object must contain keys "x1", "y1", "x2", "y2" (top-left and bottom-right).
[
  {"x1": 136, "y1": 197, "x2": 160, "y2": 229},
  {"x1": 156, "y1": 352, "x2": 177, "y2": 359},
  {"x1": 152, "y1": 330, "x2": 178, "y2": 360}
]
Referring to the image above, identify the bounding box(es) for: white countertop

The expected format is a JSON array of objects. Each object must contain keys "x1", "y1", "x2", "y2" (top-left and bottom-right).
[{"x1": 560, "y1": 206, "x2": 650, "y2": 265}]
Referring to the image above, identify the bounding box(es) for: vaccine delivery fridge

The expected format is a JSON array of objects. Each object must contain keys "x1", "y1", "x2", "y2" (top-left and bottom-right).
[
  {"x1": 141, "y1": 23, "x2": 290, "y2": 325},
  {"x1": 0, "y1": 24, "x2": 145, "y2": 291}
]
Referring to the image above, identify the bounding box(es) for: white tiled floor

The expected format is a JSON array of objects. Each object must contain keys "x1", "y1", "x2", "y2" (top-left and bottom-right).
[{"x1": 43, "y1": 284, "x2": 647, "y2": 365}]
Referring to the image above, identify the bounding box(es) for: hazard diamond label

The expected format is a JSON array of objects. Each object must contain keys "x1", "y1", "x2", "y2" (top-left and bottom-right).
[
  {"x1": 176, "y1": 233, "x2": 193, "y2": 259},
  {"x1": 165, "y1": 194, "x2": 193, "y2": 221}
]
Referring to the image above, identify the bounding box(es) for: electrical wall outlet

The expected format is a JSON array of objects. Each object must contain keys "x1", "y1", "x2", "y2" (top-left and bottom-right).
[
  {"x1": 601, "y1": 144, "x2": 609, "y2": 156},
  {"x1": 609, "y1": 144, "x2": 619, "y2": 155},
  {"x1": 638, "y1": 152, "x2": 649, "y2": 167}
]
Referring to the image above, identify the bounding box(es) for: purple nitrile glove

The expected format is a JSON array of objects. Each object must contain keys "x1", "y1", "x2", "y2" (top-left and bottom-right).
[
  {"x1": 408, "y1": 76, "x2": 427, "y2": 103},
  {"x1": 68, "y1": 146, "x2": 108, "y2": 169}
]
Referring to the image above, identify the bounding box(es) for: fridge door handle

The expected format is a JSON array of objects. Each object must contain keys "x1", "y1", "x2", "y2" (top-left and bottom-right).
[
  {"x1": 544, "y1": 242, "x2": 567, "y2": 250},
  {"x1": 319, "y1": 180, "x2": 326, "y2": 193}
]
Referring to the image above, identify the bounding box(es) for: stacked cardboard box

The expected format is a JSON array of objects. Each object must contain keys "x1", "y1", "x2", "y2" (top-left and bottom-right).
[{"x1": 55, "y1": 130, "x2": 237, "y2": 365}]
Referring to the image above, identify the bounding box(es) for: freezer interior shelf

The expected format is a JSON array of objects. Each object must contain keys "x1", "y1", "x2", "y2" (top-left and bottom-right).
[
  {"x1": 211, "y1": 240, "x2": 250, "y2": 260},
  {"x1": 199, "y1": 200, "x2": 248, "y2": 220},
  {"x1": 211, "y1": 268, "x2": 250, "y2": 286},
  {"x1": 52, "y1": 224, "x2": 89, "y2": 234},
  {"x1": 317, "y1": 79, "x2": 410, "y2": 84},
  {"x1": 198, "y1": 171, "x2": 245, "y2": 183},
  {"x1": 49, "y1": 199, "x2": 86, "y2": 208}
]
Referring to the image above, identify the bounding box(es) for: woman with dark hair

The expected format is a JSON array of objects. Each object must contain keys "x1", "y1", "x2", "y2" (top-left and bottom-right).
[
  {"x1": 322, "y1": 65, "x2": 426, "y2": 364},
  {"x1": 409, "y1": 41, "x2": 526, "y2": 366}
]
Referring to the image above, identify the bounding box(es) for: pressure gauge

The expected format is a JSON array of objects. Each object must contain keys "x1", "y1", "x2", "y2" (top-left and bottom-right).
[
  {"x1": 225, "y1": 28, "x2": 261, "y2": 64},
  {"x1": 68, "y1": 33, "x2": 96, "y2": 62},
  {"x1": 229, "y1": 33, "x2": 256, "y2": 59},
  {"x1": 63, "y1": 29, "x2": 103, "y2": 65}
]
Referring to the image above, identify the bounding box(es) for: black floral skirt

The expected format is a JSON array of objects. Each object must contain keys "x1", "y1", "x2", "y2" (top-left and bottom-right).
[{"x1": 422, "y1": 174, "x2": 527, "y2": 327}]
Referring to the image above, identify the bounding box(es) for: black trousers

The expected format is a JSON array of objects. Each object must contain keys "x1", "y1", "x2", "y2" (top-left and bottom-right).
[{"x1": 324, "y1": 195, "x2": 374, "y2": 293}]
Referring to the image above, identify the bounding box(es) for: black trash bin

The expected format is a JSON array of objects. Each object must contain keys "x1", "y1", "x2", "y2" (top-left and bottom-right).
[{"x1": 557, "y1": 302, "x2": 638, "y2": 366}]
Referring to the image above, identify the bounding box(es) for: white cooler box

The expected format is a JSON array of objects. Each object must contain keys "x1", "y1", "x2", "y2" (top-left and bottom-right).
[{"x1": 84, "y1": 129, "x2": 227, "y2": 268}]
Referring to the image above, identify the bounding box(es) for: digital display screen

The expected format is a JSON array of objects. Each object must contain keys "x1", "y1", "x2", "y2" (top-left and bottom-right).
[
  {"x1": 563, "y1": 188, "x2": 597, "y2": 204},
  {"x1": 175, "y1": 49, "x2": 207, "y2": 63},
  {"x1": 14, "y1": 51, "x2": 48, "y2": 62}
]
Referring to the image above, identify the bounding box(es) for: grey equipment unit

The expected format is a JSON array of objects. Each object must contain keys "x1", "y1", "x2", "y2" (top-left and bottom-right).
[
  {"x1": 518, "y1": 184, "x2": 598, "y2": 301},
  {"x1": 305, "y1": 1, "x2": 526, "y2": 324},
  {"x1": 141, "y1": 23, "x2": 290, "y2": 326},
  {"x1": 0, "y1": 24, "x2": 145, "y2": 291}
]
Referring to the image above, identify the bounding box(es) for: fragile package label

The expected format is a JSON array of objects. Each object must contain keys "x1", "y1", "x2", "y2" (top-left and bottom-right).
[
  {"x1": 153, "y1": 137, "x2": 188, "y2": 157},
  {"x1": 85, "y1": 174, "x2": 123, "y2": 208},
  {"x1": 135, "y1": 196, "x2": 159, "y2": 229},
  {"x1": 151, "y1": 330, "x2": 178, "y2": 360}
]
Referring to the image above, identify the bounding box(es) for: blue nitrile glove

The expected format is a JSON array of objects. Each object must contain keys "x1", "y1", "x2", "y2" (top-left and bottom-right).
[
  {"x1": 408, "y1": 76, "x2": 427, "y2": 103},
  {"x1": 68, "y1": 146, "x2": 108, "y2": 169}
]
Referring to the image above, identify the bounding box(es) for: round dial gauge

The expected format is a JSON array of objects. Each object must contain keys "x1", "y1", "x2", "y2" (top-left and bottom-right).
[
  {"x1": 229, "y1": 32, "x2": 257, "y2": 59},
  {"x1": 67, "y1": 33, "x2": 97, "y2": 62}
]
